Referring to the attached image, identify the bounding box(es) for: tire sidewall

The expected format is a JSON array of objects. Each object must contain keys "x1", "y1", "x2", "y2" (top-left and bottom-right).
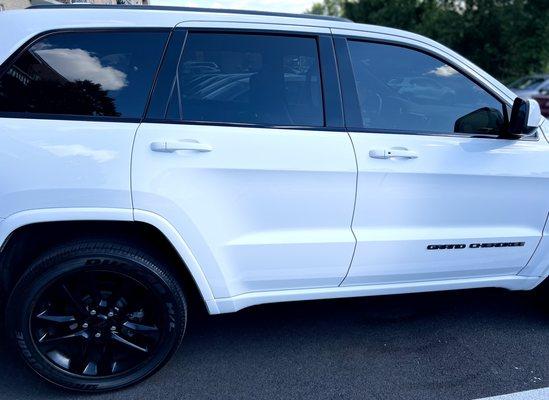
[{"x1": 7, "y1": 249, "x2": 186, "y2": 392}]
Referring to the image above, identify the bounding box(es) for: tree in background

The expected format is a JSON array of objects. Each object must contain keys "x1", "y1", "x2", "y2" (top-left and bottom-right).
[
  {"x1": 308, "y1": 0, "x2": 549, "y2": 82},
  {"x1": 308, "y1": 0, "x2": 342, "y2": 16}
]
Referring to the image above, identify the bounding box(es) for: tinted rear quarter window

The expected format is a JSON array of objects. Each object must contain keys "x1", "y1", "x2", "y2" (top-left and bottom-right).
[
  {"x1": 0, "y1": 31, "x2": 168, "y2": 119},
  {"x1": 159, "y1": 32, "x2": 324, "y2": 127}
]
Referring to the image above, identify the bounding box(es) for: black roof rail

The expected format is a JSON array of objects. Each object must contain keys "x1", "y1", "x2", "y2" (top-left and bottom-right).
[{"x1": 27, "y1": 4, "x2": 352, "y2": 23}]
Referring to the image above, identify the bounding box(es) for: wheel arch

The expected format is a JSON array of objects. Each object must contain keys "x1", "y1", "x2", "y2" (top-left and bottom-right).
[{"x1": 0, "y1": 208, "x2": 218, "y2": 314}]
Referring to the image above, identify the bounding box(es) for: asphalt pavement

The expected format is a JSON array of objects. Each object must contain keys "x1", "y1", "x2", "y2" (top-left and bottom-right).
[{"x1": 0, "y1": 288, "x2": 547, "y2": 400}]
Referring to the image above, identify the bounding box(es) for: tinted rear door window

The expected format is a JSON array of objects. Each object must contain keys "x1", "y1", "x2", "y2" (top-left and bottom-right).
[
  {"x1": 0, "y1": 31, "x2": 168, "y2": 119},
  {"x1": 163, "y1": 32, "x2": 324, "y2": 127}
]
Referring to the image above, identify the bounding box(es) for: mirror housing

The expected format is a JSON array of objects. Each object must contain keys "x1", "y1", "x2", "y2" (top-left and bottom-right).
[
  {"x1": 454, "y1": 107, "x2": 504, "y2": 134},
  {"x1": 508, "y1": 97, "x2": 542, "y2": 136}
]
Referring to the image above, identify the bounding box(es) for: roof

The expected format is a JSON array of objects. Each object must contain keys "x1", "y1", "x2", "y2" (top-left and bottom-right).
[{"x1": 27, "y1": 4, "x2": 352, "y2": 23}]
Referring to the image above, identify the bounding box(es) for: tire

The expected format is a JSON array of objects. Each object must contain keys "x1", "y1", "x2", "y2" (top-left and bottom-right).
[{"x1": 5, "y1": 240, "x2": 187, "y2": 392}]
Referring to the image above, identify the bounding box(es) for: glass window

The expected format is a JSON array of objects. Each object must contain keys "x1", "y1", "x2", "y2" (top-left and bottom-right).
[
  {"x1": 347, "y1": 40, "x2": 506, "y2": 135},
  {"x1": 0, "y1": 31, "x2": 168, "y2": 119},
  {"x1": 164, "y1": 32, "x2": 324, "y2": 127}
]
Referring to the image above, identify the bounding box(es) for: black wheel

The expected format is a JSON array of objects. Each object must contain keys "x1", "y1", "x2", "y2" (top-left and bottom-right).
[{"x1": 6, "y1": 240, "x2": 187, "y2": 392}]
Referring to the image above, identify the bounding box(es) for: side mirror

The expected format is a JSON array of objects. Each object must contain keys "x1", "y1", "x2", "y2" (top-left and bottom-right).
[
  {"x1": 454, "y1": 107, "x2": 504, "y2": 134},
  {"x1": 508, "y1": 97, "x2": 542, "y2": 136}
]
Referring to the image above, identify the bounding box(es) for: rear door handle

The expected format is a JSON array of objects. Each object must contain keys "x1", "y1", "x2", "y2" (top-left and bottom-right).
[
  {"x1": 369, "y1": 148, "x2": 418, "y2": 159},
  {"x1": 150, "y1": 140, "x2": 213, "y2": 153}
]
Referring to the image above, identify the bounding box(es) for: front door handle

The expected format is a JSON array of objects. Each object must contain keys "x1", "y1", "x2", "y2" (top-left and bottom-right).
[
  {"x1": 150, "y1": 140, "x2": 213, "y2": 153},
  {"x1": 369, "y1": 148, "x2": 418, "y2": 159}
]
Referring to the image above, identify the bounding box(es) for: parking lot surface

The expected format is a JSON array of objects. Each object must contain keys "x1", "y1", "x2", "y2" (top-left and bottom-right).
[{"x1": 0, "y1": 288, "x2": 547, "y2": 400}]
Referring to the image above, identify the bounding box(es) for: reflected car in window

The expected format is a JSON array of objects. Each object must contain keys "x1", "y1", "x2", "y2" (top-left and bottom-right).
[
  {"x1": 533, "y1": 89, "x2": 549, "y2": 117},
  {"x1": 388, "y1": 77, "x2": 456, "y2": 102},
  {"x1": 509, "y1": 74, "x2": 549, "y2": 99}
]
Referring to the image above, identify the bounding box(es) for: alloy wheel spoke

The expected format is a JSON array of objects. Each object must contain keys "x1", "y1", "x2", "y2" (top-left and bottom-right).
[
  {"x1": 39, "y1": 329, "x2": 88, "y2": 344},
  {"x1": 111, "y1": 332, "x2": 148, "y2": 353},
  {"x1": 77, "y1": 340, "x2": 92, "y2": 374},
  {"x1": 36, "y1": 309, "x2": 76, "y2": 324},
  {"x1": 82, "y1": 342, "x2": 105, "y2": 376},
  {"x1": 60, "y1": 283, "x2": 88, "y2": 316},
  {"x1": 99, "y1": 343, "x2": 118, "y2": 376},
  {"x1": 114, "y1": 295, "x2": 128, "y2": 311},
  {"x1": 110, "y1": 359, "x2": 126, "y2": 374},
  {"x1": 82, "y1": 360, "x2": 98, "y2": 376},
  {"x1": 46, "y1": 350, "x2": 71, "y2": 370},
  {"x1": 84, "y1": 274, "x2": 102, "y2": 306},
  {"x1": 31, "y1": 269, "x2": 163, "y2": 377},
  {"x1": 122, "y1": 321, "x2": 159, "y2": 334}
]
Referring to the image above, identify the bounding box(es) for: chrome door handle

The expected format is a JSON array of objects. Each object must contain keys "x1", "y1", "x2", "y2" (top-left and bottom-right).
[
  {"x1": 150, "y1": 140, "x2": 213, "y2": 153},
  {"x1": 369, "y1": 148, "x2": 418, "y2": 159}
]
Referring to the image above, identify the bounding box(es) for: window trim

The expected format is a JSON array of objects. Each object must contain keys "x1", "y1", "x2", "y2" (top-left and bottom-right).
[
  {"x1": 336, "y1": 35, "x2": 537, "y2": 141},
  {"x1": 144, "y1": 28, "x2": 345, "y2": 131},
  {"x1": 0, "y1": 27, "x2": 172, "y2": 123}
]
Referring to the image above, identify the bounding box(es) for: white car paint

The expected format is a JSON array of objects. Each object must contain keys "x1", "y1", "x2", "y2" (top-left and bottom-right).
[
  {"x1": 131, "y1": 22, "x2": 356, "y2": 299},
  {"x1": 526, "y1": 98, "x2": 543, "y2": 128},
  {"x1": 344, "y1": 131, "x2": 549, "y2": 285},
  {"x1": 133, "y1": 209, "x2": 218, "y2": 313},
  {"x1": 0, "y1": 7, "x2": 547, "y2": 314},
  {"x1": 213, "y1": 275, "x2": 540, "y2": 313},
  {"x1": 133, "y1": 124, "x2": 357, "y2": 298},
  {"x1": 0, "y1": 118, "x2": 136, "y2": 218}
]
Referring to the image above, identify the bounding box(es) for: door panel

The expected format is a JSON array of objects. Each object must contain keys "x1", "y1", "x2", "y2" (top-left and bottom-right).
[
  {"x1": 0, "y1": 118, "x2": 135, "y2": 218},
  {"x1": 133, "y1": 27, "x2": 356, "y2": 298},
  {"x1": 335, "y1": 36, "x2": 549, "y2": 286},
  {"x1": 344, "y1": 132, "x2": 549, "y2": 285},
  {"x1": 133, "y1": 124, "x2": 357, "y2": 297}
]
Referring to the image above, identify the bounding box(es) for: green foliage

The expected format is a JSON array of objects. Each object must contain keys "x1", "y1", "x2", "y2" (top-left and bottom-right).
[
  {"x1": 307, "y1": 0, "x2": 549, "y2": 81},
  {"x1": 307, "y1": 0, "x2": 342, "y2": 16}
]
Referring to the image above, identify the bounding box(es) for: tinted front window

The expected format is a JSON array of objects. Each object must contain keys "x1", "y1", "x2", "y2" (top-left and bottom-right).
[
  {"x1": 164, "y1": 32, "x2": 324, "y2": 127},
  {"x1": 347, "y1": 40, "x2": 505, "y2": 135},
  {"x1": 0, "y1": 31, "x2": 168, "y2": 118}
]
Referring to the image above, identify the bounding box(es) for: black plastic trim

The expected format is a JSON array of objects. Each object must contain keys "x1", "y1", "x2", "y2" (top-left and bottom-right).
[
  {"x1": 144, "y1": 29, "x2": 187, "y2": 122},
  {"x1": 318, "y1": 36, "x2": 345, "y2": 128},
  {"x1": 345, "y1": 126, "x2": 539, "y2": 141},
  {"x1": 0, "y1": 112, "x2": 140, "y2": 124},
  {"x1": 333, "y1": 37, "x2": 362, "y2": 128},
  {"x1": 27, "y1": 4, "x2": 351, "y2": 23},
  {"x1": 143, "y1": 118, "x2": 347, "y2": 132},
  {"x1": 140, "y1": 29, "x2": 175, "y2": 123}
]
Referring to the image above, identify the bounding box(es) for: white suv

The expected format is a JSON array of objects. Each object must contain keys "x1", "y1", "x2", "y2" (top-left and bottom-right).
[{"x1": 0, "y1": 4, "x2": 547, "y2": 392}]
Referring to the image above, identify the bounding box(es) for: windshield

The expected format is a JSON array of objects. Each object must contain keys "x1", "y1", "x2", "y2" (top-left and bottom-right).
[{"x1": 510, "y1": 76, "x2": 545, "y2": 90}]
